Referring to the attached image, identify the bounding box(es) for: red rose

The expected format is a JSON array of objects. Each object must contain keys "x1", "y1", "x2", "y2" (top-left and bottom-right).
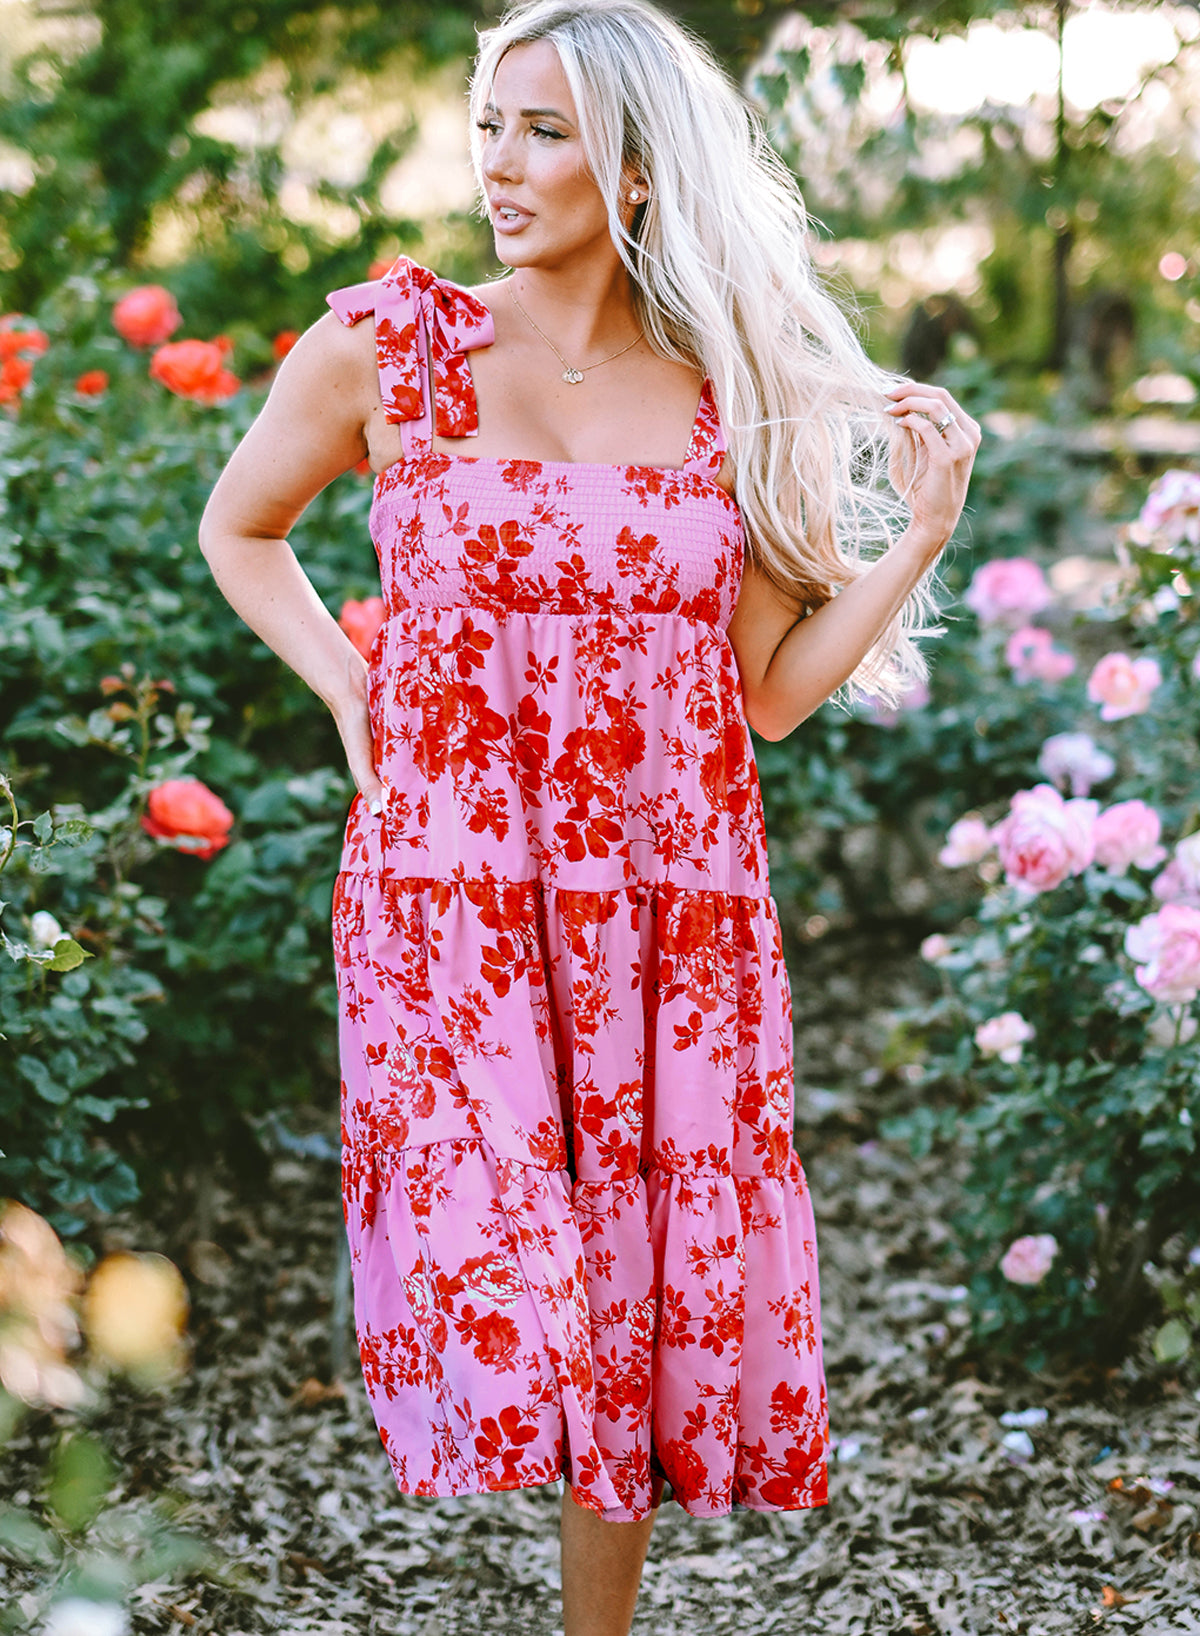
[
  {"x1": 149, "y1": 340, "x2": 240, "y2": 404},
  {"x1": 0, "y1": 356, "x2": 33, "y2": 404},
  {"x1": 113, "y1": 285, "x2": 182, "y2": 348},
  {"x1": 75, "y1": 370, "x2": 110, "y2": 396},
  {"x1": 272, "y1": 330, "x2": 299, "y2": 361},
  {"x1": 0, "y1": 317, "x2": 48, "y2": 361},
  {"x1": 338, "y1": 595, "x2": 387, "y2": 659},
  {"x1": 142, "y1": 778, "x2": 234, "y2": 860}
]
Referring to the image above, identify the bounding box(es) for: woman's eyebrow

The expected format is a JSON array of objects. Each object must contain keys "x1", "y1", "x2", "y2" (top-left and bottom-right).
[{"x1": 484, "y1": 99, "x2": 573, "y2": 123}]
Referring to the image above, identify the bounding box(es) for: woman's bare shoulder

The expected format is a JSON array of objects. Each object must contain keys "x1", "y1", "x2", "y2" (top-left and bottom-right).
[{"x1": 286, "y1": 307, "x2": 375, "y2": 383}]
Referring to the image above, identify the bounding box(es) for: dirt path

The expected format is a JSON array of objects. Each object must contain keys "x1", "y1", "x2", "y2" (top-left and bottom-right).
[{"x1": 4, "y1": 938, "x2": 1198, "y2": 1634}]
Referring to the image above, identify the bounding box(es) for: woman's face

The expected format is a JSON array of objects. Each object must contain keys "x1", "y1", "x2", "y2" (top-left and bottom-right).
[{"x1": 477, "y1": 40, "x2": 620, "y2": 274}]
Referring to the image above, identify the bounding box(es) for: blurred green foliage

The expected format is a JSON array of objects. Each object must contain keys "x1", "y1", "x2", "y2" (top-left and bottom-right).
[
  {"x1": 5, "y1": 0, "x2": 1195, "y2": 373},
  {"x1": 0, "y1": 272, "x2": 378, "y2": 1226}
]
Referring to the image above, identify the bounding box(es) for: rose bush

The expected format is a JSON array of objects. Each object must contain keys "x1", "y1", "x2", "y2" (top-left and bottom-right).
[
  {"x1": 890, "y1": 464, "x2": 1200, "y2": 1367},
  {"x1": 0, "y1": 273, "x2": 379, "y2": 1225}
]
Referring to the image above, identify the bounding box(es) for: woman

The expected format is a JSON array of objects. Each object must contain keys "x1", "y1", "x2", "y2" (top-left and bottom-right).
[{"x1": 200, "y1": 1, "x2": 979, "y2": 1631}]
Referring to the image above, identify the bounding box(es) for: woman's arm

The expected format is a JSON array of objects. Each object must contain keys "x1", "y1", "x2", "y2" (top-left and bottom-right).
[
  {"x1": 198, "y1": 312, "x2": 385, "y2": 810},
  {"x1": 726, "y1": 382, "x2": 980, "y2": 741}
]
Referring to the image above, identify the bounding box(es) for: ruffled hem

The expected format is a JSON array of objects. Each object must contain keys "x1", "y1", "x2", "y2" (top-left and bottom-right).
[
  {"x1": 342, "y1": 1135, "x2": 828, "y2": 1521},
  {"x1": 334, "y1": 865, "x2": 826, "y2": 1519}
]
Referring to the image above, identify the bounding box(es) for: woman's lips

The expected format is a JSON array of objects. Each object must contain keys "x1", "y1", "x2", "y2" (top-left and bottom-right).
[{"x1": 490, "y1": 202, "x2": 533, "y2": 235}]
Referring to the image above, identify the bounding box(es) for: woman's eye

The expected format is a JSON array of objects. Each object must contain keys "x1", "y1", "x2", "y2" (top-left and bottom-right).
[
  {"x1": 476, "y1": 119, "x2": 500, "y2": 136},
  {"x1": 532, "y1": 126, "x2": 565, "y2": 140}
]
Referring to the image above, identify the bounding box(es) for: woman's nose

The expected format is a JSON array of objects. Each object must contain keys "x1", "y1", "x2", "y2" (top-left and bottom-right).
[{"x1": 482, "y1": 130, "x2": 520, "y2": 184}]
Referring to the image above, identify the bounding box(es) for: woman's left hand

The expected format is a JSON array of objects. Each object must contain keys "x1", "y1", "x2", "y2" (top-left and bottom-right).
[{"x1": 884, "y1": 381, "x2": 982, "y2": 561}]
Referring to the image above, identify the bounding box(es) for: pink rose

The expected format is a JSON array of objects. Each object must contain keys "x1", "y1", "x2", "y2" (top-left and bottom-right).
[
  {"x1": 938, "y1": 815, "x2": 994, "y2": 868},
  {"x1": 1125, "y1": 904, "x2": 1200, "y2": 1004},
  {"x1": 1152, "y1": 832, "x2": 1200, "y2": 908},
  {"x1": 113, "y1": 285, "x2": 182, "y2": 348},
  {"x1": 1037, "y1": 733, "x2": 1115, "y2": 798},
  {"x1": 993, "y1": 784, "x2": 1097, "y2": 893},
  {"x1": 860, "y1": 680, "x2": 930, "y2": 727},
  {"x1": 920, "y1": 933, "x2": 953, "y2": 963},
  {"x1": 1087, "y1": 652, "x2": 1161, "y2": 721},
  {"x1": 1139, "y1": 468, "x2": 1200, "y2": 547},
  {"x1": 338, "y1": 596, "x2": 387, "y2": 659},
  {"x1": 975, "y1": 1011, "x2": 1035, "y2": 1063},
  {"x1": 1092, "y1": 800, "x2": 1166, "y2": 875},
  {"x1": 1004, "y1": 626, "x2": 1075, "y2": 684},
  {"x1": 964, "y1": 558, "x2": 1052, "y2": 627},
  {"x1": 141, "y1": 778, "x2": 234, "y2": 860},
  {"x1": 1000, "y1": 1234, "x2": 1057, "y2": 1286}
]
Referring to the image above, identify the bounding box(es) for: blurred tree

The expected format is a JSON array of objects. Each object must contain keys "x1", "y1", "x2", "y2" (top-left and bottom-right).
[
  {"x1": 1, "y1": 0, "x2": 1196, "y2": 371},
  {"x1": 0, "y1": 0, "x2": 845, "y2": 319},
  {"x1": 0, "y1": 0, "x2": 485, "y2": 320},
  {"x1": 752, "y1": 2, "x2": 1200, "y2": 377}
]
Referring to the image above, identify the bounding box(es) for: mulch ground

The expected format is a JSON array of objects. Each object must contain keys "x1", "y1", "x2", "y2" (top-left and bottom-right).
[{"x1": 4, "y1": 934, "x2": 1198, "y2": 1635}]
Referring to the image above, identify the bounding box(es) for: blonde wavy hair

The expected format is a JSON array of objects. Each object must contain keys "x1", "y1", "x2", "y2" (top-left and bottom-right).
[{"x1": 469, "y1": 0, "x2": 939, "y2": 701}]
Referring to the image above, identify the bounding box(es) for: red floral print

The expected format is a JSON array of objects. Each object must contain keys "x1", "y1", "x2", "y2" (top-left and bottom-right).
[{"x1": 328, "y1": 258, "x2": 828, "y2": 1525}]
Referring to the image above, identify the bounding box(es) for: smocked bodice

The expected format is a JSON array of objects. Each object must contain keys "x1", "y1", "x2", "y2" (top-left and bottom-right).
[{"x1": 326, "y1": 258, "x2": 765, "y2": 895}]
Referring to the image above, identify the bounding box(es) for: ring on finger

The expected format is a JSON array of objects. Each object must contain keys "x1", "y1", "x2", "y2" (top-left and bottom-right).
[{"x1": 933, "y1": 412, "x2": 957, "y2": 434}]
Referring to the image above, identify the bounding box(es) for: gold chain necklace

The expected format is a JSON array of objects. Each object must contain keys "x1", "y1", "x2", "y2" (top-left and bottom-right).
[{"x1": 510, "y1": 286, "x2": 643, "y2": 384}]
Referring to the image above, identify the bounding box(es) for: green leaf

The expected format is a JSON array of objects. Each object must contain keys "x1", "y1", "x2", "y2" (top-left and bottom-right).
[
  {"x1": 32, "y1": 810, "x2": 53, "y2": 843},
  {"x1": 0, "y1": 1502, "x2": 62, "y2": 1565},
  {"x1": 46, "y1": 937, "x2": 91, "y2": 972},
  {"x1": 55, "y1": 817, "x2": 95, "y2": 844},
  {"x1": 47, "y1": 1431, "x2": 114, "y2": 1533},
  {"x1": 1153, "y1": 1317, "x2": 1192, "y2": 1364},
  {"x1": 17, "y1": 1055, "x2": 69, "y2": 1104}
]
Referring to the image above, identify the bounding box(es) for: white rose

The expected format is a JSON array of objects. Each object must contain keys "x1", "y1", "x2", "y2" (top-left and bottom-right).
[
  {"x1": 28, "y1": 910, "x2": 64, "y2": 952},
  {"x1": 975, "y1": 1012, "x2": 1036, "y2": 1065}
]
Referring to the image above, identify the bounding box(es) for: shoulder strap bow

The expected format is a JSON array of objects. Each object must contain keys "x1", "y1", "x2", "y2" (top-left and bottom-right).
[{"x1": 326, "y1": 257, "x2": 495, "y2": 438}]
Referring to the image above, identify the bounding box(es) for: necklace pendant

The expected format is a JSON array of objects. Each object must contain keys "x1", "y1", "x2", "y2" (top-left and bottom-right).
[{"x1": 562, "y1": 367, "x2": 584, "y2": 384}]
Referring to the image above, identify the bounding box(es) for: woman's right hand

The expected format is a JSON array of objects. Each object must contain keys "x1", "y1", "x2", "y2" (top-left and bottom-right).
[{"x1": 333, "y1": 684, "x2": 386, "y2": 815}]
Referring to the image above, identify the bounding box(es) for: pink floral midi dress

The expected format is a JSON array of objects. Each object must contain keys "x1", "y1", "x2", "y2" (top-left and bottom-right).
[{"x1": 329, "y1": 257, "x2": 829, "y2": 1523}]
